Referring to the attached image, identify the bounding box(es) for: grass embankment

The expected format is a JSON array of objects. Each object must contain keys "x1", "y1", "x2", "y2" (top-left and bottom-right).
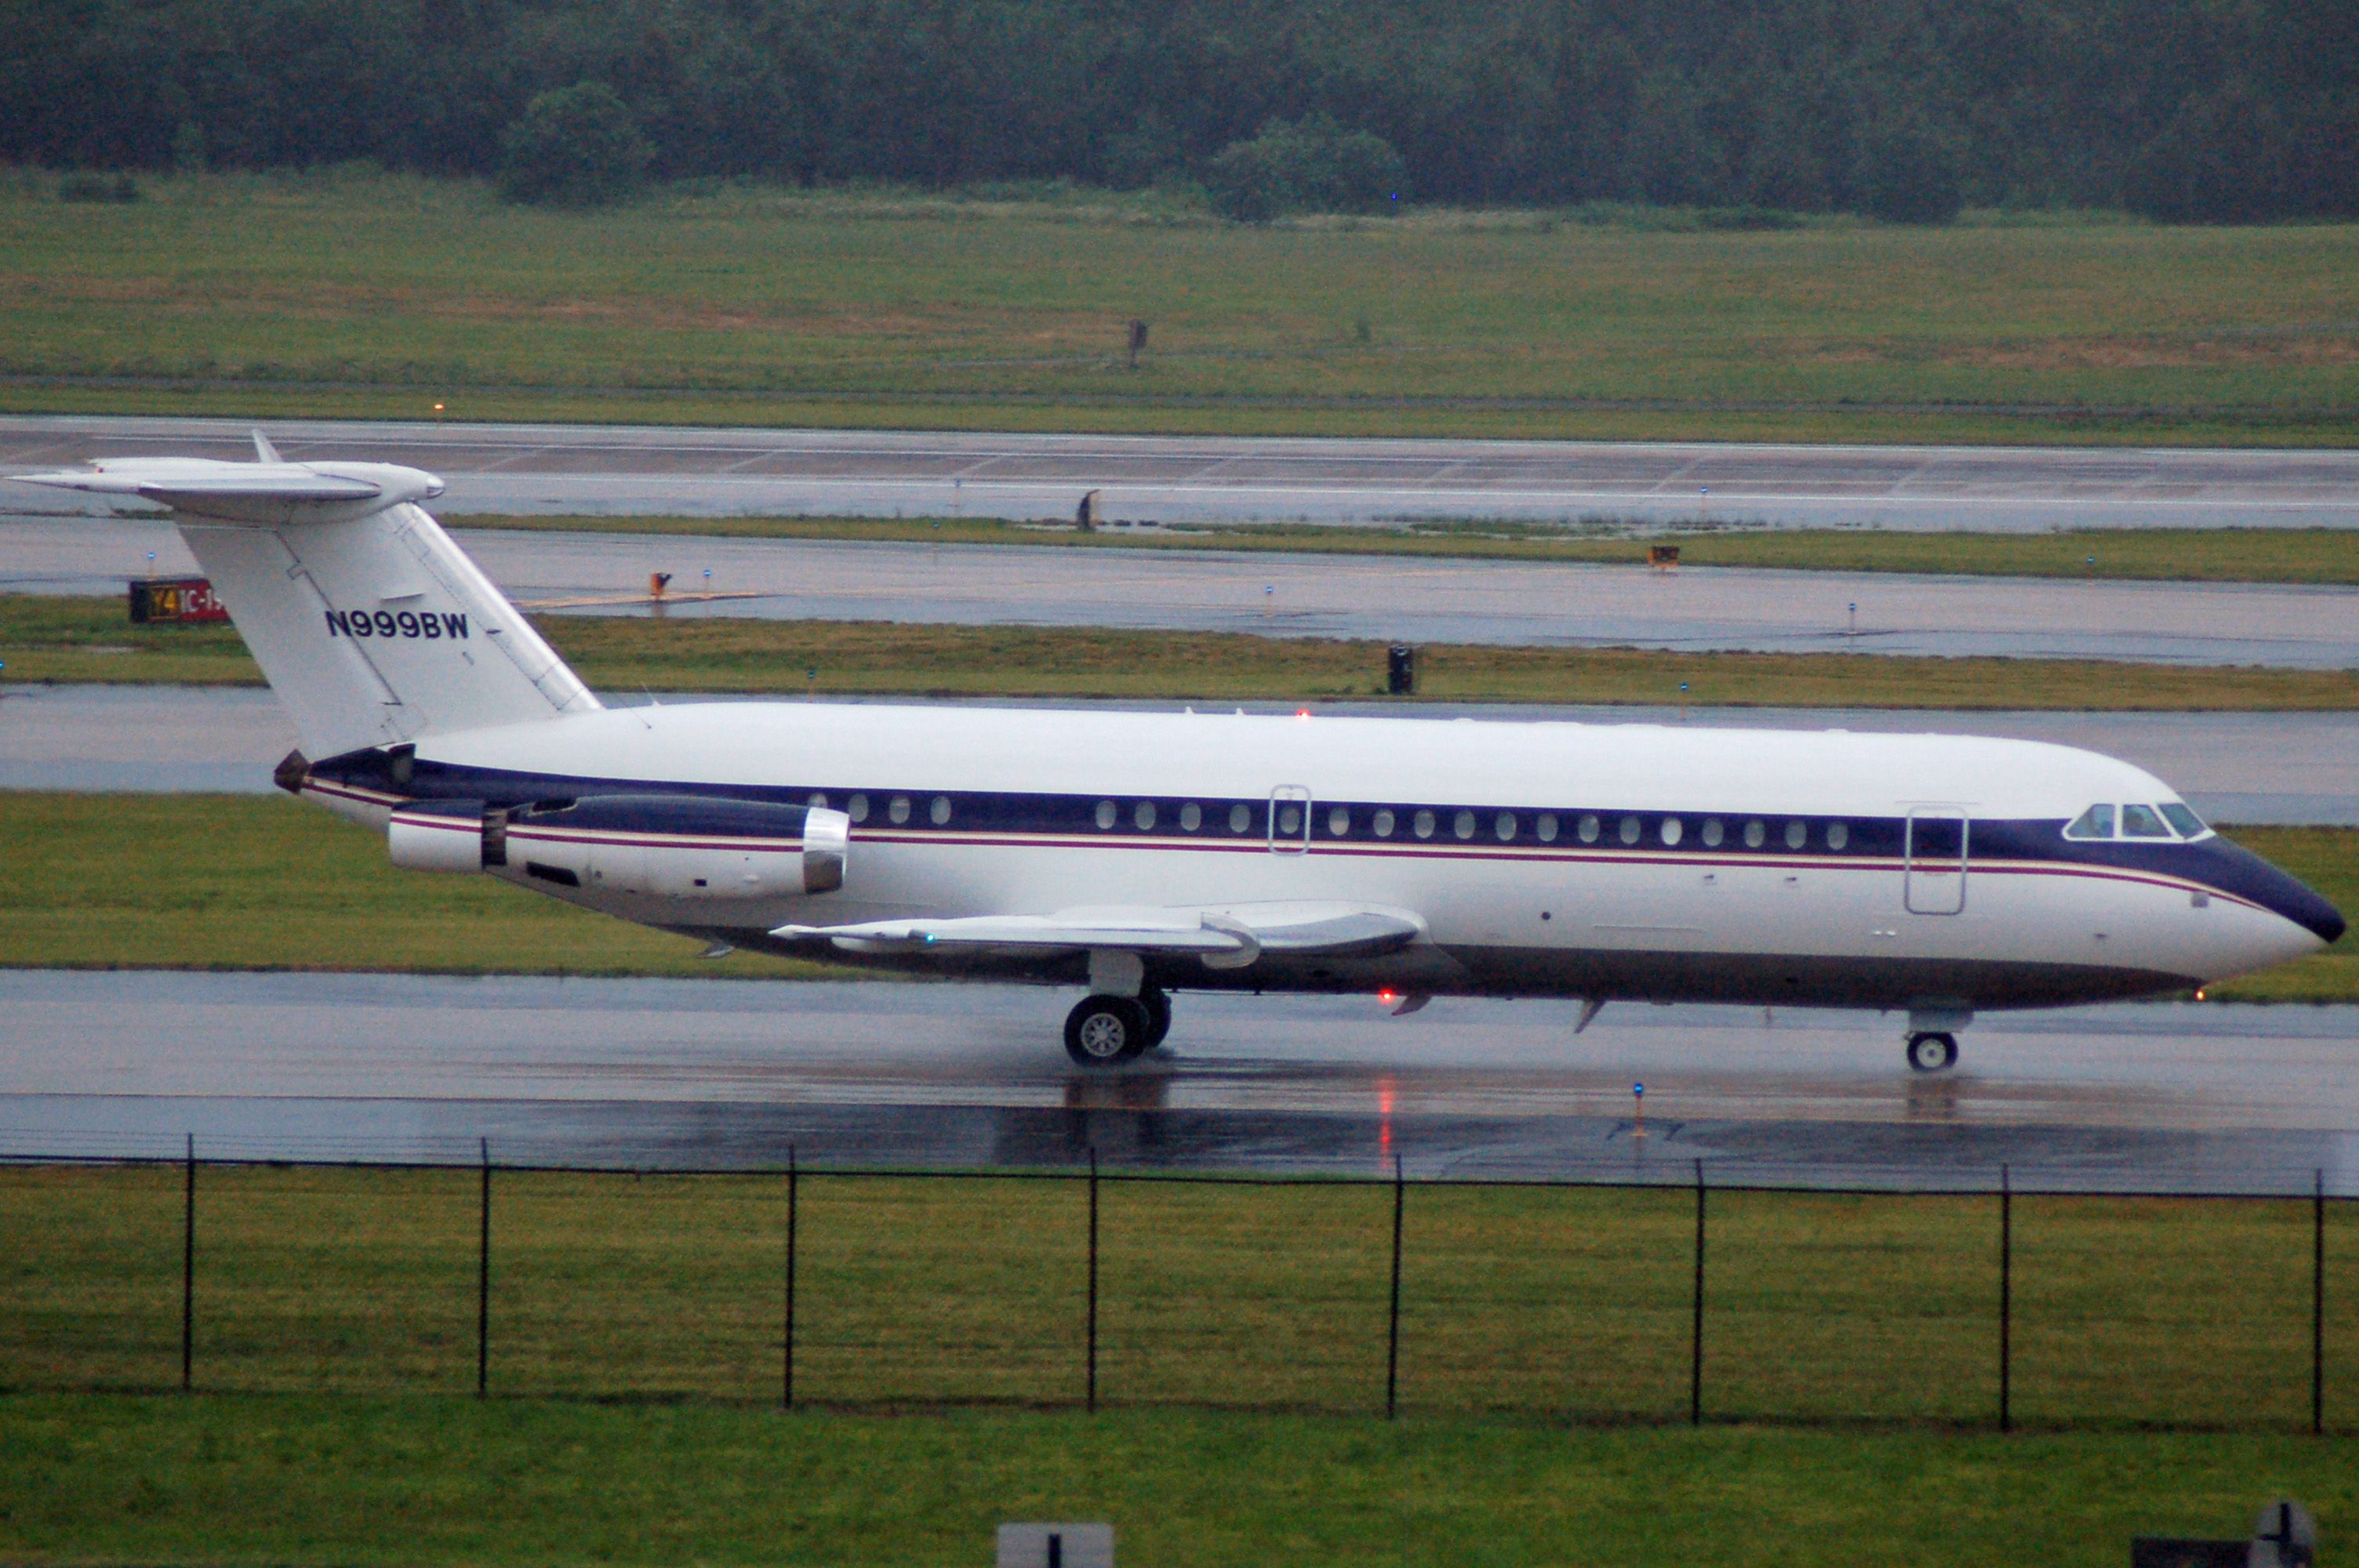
[
  {"x1": 0, "y1": 795, "x2": 2349, "y2": 999},
  {"x1": 484, "y1": 515, "x2": 2359, "y2": 588},
  {"x1": 2, "y1": 1165, "x2": 2353, "y2": 1433},
  {"x1": 12, "y1": 593, "x2": 2359, "y2": 709},
  {"x1": 0, "y1": 1396, "x2": 2348, "y2": 1568},
  {"x1": 2, "y1": 172, "x2": 2354, "y2": 444}
]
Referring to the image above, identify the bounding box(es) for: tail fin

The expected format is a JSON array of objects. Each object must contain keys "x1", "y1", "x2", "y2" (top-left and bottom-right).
[{"x1": 16, "y1": 438, "x2": 599, "y2": 757}]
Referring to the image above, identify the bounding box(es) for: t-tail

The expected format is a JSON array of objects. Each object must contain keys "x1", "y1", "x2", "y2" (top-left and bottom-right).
[{"x1": 17, "y1": 430, "x2": 599, "y2": 762}]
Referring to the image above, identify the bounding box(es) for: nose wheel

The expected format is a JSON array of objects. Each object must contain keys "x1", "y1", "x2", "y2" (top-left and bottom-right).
[{"x1": 1906, "y1": 1031, "x2": 1959, "y2": 1073}]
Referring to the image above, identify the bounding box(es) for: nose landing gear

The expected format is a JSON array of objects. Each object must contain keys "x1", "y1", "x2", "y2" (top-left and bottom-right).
[{"x1": 1906, "y1": 1031, "x2": 1959, "y2": 1073}]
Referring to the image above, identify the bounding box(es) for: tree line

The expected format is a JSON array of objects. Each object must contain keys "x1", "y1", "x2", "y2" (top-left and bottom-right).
[{"x1": 5, "y1": 0, "x2": 2354, "y2": 222}]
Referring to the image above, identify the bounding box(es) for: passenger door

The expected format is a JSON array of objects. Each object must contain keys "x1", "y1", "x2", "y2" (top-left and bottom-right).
[{"x1": 1904, "y1": 810, "x2": 1969, "y2": 914}]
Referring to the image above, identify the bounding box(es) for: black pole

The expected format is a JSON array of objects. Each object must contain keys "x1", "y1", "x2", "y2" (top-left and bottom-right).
[
  {"x1": 1085, "y1": 1149, "x2": 1100, "y2": 1414},
  {"x1": 1689, "y1": 1159, "x2": 1706, "y2": 1426},
  {"x1": 2315, "y1": 1167, "x2": 2327, "y2": 1437},
  {"x1": 180, "y1": 1134, "x2": 195, "y2": 1393},
  {"x1": 1386, "y1": 1155, "x2": 1405, "y2": 1420},
  {"x1": 475, "y1": 1138, "x2": 491, "y2": 1400},
  {"x1": 1999, "y1": 1163, "x2": 2013, "y2": 1434},
  {"x1": 783, "y1": 1145, "x2": 798, "y2": 1412}
]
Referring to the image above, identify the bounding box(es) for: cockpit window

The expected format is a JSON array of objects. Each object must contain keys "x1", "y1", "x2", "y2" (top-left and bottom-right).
[
  {"x1": 2119, "y1": 803, "x2": 2172, "y2": 838},
  {"x1": 2063, "y1": 804, "x2": 2116, "y2": 840},
  {"x1": 2158, "y1": 802, "x2": 2211, "y2": 840}
]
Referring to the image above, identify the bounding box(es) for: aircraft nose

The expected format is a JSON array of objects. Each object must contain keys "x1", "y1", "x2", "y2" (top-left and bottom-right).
[{"x1": 2194, "y1": 837, "x2": 2344, "y2": 946}]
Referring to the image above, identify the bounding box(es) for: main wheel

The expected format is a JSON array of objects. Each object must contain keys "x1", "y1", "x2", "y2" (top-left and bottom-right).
[
  {"x1": 1065, "y1": 994, "x2": 1151, "y2": 1066},
  {"x1": 1140, "y1": 986, "x2": 1172, "y2": 1049},
  {"x1": 1906, "y1": 1031, "x2": 1959, "y2": 1073}
]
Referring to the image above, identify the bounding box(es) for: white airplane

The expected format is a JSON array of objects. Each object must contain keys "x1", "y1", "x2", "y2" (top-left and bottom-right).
[{"x1": 19, "y1": 437, "x2": 2343, "y2": 1073}]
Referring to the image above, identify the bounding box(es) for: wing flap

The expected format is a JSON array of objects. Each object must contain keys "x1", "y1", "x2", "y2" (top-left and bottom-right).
[{"x1": 772, "y1": 901, "x2": 1425, "y2": 967}]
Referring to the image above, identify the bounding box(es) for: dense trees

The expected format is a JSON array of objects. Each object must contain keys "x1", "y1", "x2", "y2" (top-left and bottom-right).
[{"x1": 3, "y1": 0, "x2": 2351, "y2": 222}]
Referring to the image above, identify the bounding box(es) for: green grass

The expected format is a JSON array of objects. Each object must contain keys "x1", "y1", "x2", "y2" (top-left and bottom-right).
[
  {"x1": 0, "y1": 795, "x2": 2348, "y2": 1000},
  {"x1": 15, "y1": 593, "x2": 2359, "y2": 709},
  {"x1": 481, "y1": 514, "x2": 2359, "y2": 587},
  {"x1": 1, "y1": 1166, "x2": 2352, "y2": 1436},
  {"x1": 0, "y1": 1394, "x2": 2351, "y2": 1568},
  {"x1": 3, "y1": 172, "x2": 2356, "y2": 444}
]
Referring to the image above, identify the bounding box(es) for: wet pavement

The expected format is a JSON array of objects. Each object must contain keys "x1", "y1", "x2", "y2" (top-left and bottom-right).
[
  {"x1": 8, "y1": 415, "x2": 2359, "y2": 529},
  {"x1": 4, "y1": 971, "x2": 2354, "y2": 1195},
  {"x1": 12, "y1": 515, "x2": 2359, "y2": 667}
]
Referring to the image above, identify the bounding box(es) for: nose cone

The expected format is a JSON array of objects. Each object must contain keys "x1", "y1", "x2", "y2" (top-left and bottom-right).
[{"x1": 2194, "y1": 837, "x2": 2344, "y2": 946}]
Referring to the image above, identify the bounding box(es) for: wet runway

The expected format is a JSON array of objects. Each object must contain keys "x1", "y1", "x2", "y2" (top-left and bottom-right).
[
  {"x1": 13, "y1": 515, "x2": 2359, "y2": 666},
  {"x1": 6, "y1": 415, "x2": 2359, "y2": 529},
  {"x1": 2, "y1": 971, "x2": 2351, "y2": 1195},
  {"x1": 9, "y1": 684, "x2": 2359, "y2": 823}
]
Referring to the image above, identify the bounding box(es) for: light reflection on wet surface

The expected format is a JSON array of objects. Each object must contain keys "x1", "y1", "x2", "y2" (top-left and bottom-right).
[{"x1": 4, "y1": 971, "x2": 2354, "y2": 1194}]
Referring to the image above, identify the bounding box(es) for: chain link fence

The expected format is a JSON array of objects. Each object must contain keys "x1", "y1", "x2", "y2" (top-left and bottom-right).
[{"x1": 2, "y1": 1151, "x2": 2350, "y2": 1432}]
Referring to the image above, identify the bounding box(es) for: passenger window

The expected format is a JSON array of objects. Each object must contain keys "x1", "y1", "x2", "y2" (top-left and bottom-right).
[
  {"x1": 1744, "y1": 820, "x2": 1765, "y2": 848},
  {"x1": 1701, "y1": 819, "x2": 1724, "y2": 847},
  {"x1": 1536, "y1": 813, "x2": 1558, "y2": 843},
  {"x1": 2063, "y1": 804, "x2": 2115, "y2": 840},
  {"x1": 2121, "y1": 804, "x2": 2171, "y2": 838},
  {"x1": 1578, "y1": 815, "x2": 1600, "y2": 844},
  {"x1": 1096, "y1": 800, "x2": 1118, "y2": 830},
  {"x1": 1661, "y1": 818, "x2": 1683, "y2": 846},
  {"x1": 809, "y1": 793, "x2": 830, "y2": 810},
  {"x1": 848, "y1": 793, "x2": 870, "y2": 823},
  {"x1": 1827, "y1": 822, "x2": 1848, "y2": 850},
  {"x1": 1496, "y1": 812, "x2": 1516, "y2": 842},
  {"x1": 1329, "y1": 806, "x2": 1350, "y2": 837},
  {"x1": 1278, "y1": 804, "x2": 1302, "y2": 835},
  {"x1": 931, "y1": 796, "x2": 951, "y2": 825},
  {"x1": 2159, "y1": 803, "x2": 2209, "y2": 840},
  {"x1": 1373, "y1": 808, "x2": 1395, "y2": 838},
  {"x1": 1414, "y1": 809, "x2": 1437, "y2": 840},
  {"x1": 1784, "y1": 821, "x2": 1806, "y2": 849},
  {"x1": 889, "y1": 796, "x2": 911, "y2": 825},
  {"x1": 1181, "y1": 803, "x2": 1202, "y2": 831},
  {"x1": 1619, "y1": 815, "x2": 1641, "y2": 845},
  {"x1": 1229, "y1": 803, "x2": 1252, "y2": 833},
  {"x1": 1454, "y1": 810, "x2": 1476, "y2": 840},
  {"x1": 1134, "y1": 800, "x2": 1156, "y2": 830}
]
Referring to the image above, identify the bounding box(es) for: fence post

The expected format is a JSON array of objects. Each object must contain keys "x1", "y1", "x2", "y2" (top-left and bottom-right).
[
  {"x1": 475, "y1": 1138, "x2": 491, "y2": 1399},
  {"x1": 2316, "y1": 1167, "x2": 2327, "y2": 1437},
  {"x1": 1999, "y1": 1163, "x2": 2012, "y2": 1434},
  {"x1": 1689, "y1": 1159, "x2": 1706, "y2": 1426},
  {"x1": 1085, "y1": 1149, "x2": 1100, "y2": 1414},
  {"x1": 1385, "y1": 1155, "x2": 1405, "y2": 1420},
  {"x1": 180, "y1": 1134, "x2": 195, "y2": 1393},
  {"x1": 783, "y1": 1145, "x2": 798, "y2": 1412}
]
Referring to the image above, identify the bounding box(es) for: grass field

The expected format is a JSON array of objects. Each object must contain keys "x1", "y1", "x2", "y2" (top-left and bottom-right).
[
  {"x1": 2, "y1": 1163, "x2": 2351, "y2": 1436},
  {"x1": 0, "y1": 794, "x2": 2349, "y2": 1000},
  {"x1": 13, "y1": 593, "x2": 2359, "y2": 710},
  {"x1": 482, "y1": 514, "x2": 2359, "y2": 587},
  {"x1": 3, "y1": 172, "x2": 2355, "y2": 445},
  {"x1": 0, "y1": 1394, "x2": 2349, "y2": 1568}
]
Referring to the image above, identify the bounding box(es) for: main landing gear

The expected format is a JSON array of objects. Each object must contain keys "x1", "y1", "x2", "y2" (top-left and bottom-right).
[
  {"x1": 1906, "y1": 1032, "x2": 1959, "y2": 1073},
  {"x1": 1063, "y1": 986, "x2": 1172, "y2": 1067}
]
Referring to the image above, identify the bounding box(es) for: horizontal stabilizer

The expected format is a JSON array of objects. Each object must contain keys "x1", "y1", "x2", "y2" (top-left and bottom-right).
[
  {"x1": 12, "y1": 455, "x2": 442, "y2": 525},
  {"x1": 774, "y1": 901, "x2": 1424, "y2": 970}
]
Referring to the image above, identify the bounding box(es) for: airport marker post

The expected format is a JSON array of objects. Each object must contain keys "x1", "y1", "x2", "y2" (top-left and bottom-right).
[
  {"x1": 1085, "y1": 1149, "x2": 1100, "y2": 1413},
  {"x1": 783, "y1": 1145, "x2": 798, "y2": 1411},
  {"x1": 1999, "y1": 1163, "x2": 2012, "y2": 1434},
  {"x1": 1689, "y1": 1160, "x2": 1707, "y2": 1425},
  {"x1": 1386, "y1": 1155, "x2": 1405, "y2": 1420},
  {"x1": 475, "y1": 1138, "x2": 491, "y2": 1399},
  {"x1": 180, "y1": 1134, "x2": 195, "y2": 1392}
]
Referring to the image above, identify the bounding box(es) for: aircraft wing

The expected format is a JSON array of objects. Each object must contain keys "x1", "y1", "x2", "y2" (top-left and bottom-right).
[{"x1": 772, "y1": 902, "x2": 1425, "y2": 969}]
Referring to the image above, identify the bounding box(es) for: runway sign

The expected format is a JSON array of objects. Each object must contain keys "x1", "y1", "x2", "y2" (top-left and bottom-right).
[{"x1": 128, "y1": 576, "x2": 228, "y2": 624}]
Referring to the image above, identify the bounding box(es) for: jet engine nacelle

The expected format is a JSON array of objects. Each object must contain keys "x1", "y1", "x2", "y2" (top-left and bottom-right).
[{"x1": 390, "y1": 795, "x2": 848, "y2": 898}]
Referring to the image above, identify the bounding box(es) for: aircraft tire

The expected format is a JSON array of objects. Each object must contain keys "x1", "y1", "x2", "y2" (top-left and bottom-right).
[
  {"x1": 1140, "y1": 986, "x2": 1172, "y2": 1049},
  {"x1": 1906, "y1": 1031, "x2": 1959, "y2": 1073},
  {"x1": 1066, "y1": 994, "x2": 1150, "y2": 1067}
]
